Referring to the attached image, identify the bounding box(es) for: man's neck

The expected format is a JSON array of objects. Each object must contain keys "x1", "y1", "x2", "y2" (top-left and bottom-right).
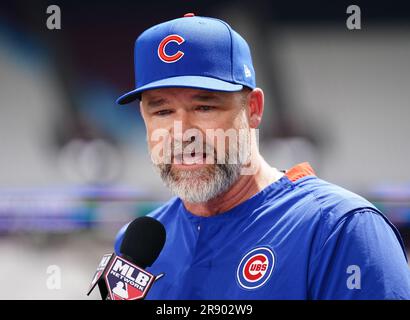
[{"x1": 182, "y1": 155, "x2": 284, "y2": 217}]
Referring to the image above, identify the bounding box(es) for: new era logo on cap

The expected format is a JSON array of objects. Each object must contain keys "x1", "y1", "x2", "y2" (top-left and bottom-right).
[{"x1": 116, "y1": 13, "x2": 256, "y2": 105}]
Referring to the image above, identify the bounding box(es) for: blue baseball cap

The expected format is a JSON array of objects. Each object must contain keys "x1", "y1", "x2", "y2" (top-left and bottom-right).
[{"x1": 116, "y1": 13, "x2": 256, "y2": 105}]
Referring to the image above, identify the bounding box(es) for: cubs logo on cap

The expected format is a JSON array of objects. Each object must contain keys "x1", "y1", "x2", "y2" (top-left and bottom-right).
[
  {"x1": 237, "y1": 246, "x2": 275, "y2": 290},
  {"x1": 116, "y1": 14, "x2": 256, "y2": 105},
  {"x1": 157, "y1": 34, "x2": 185, "y2": 63}
]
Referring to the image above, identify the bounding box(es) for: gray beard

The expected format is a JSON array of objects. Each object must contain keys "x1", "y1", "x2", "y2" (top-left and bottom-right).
[{"x1": 153, "y1": 162, "x2": 242, "y2": 203}]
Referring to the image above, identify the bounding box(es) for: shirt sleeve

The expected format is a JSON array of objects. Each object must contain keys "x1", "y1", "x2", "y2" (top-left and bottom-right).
[{"x1": 308, "y1": 209, "x2": 410, "y2": 299}]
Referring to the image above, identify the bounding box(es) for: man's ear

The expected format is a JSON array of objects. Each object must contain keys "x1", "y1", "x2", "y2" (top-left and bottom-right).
[{"x1": 247, "y1": 88, "x2": 264, "y2": 128}]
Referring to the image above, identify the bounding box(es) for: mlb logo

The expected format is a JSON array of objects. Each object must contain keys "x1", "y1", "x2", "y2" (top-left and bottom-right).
[{"x1": 104, "y1": 256, "x2": 155, "y2": 300}]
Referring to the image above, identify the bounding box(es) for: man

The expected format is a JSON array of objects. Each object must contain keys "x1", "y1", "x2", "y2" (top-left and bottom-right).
[{"x1": 114, "y1": 14, "x2": 410, "y2": 299}]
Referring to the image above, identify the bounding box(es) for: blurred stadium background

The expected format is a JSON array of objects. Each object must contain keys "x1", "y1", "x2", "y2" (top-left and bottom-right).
[{"x1": 0, "y1": 0, "x2": 409, "y2": 299}]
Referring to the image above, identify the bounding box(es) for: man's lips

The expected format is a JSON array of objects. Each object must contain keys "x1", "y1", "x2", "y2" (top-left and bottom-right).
[{"x1": 173, "y1": 152, "x2": 209, "y2": 165}]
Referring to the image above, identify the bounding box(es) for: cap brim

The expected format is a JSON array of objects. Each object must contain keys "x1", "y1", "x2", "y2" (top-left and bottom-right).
[{"x1": 116, "y1": 76, "x2": 243, "y2": 105}]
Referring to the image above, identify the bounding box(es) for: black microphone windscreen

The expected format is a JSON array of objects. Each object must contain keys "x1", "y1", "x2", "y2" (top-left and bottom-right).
[{"x1": 120, "y1": 216, "x2": 166, "y2": 269}]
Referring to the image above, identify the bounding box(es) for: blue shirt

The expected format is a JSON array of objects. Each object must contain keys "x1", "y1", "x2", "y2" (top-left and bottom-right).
[{"x1": 114, "y1": 163, "x2": 410, "y2": 299}]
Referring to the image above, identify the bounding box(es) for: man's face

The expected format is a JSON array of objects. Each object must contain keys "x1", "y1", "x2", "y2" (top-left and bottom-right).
[{"x1": 139, "y1": 87, "x2": 251, "y2": 203}]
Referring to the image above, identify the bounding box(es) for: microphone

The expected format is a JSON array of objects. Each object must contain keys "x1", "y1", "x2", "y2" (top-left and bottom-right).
[
  {"x1": 87, "y1": 216, "x2": 166, "y2": 300},
  {"x1": 120, "y1": 216, "x2": 166, "y2": 269}
]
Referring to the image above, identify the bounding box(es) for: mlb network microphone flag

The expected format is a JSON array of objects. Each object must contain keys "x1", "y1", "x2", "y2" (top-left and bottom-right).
[
  {"x1": 87, "y1": 253, "x2": 113, "y2": 296},
  {"x1": 87, "y1": 253, "x2": 156, "y2": 300}
]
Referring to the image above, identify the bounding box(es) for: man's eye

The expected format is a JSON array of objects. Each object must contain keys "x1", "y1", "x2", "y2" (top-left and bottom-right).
[
  {"x1": 196, "y1": 105, "x2": 214, "y2": 112},
  {"x1": 155, "y1": 109, "x2": 172, "y2": 116}
]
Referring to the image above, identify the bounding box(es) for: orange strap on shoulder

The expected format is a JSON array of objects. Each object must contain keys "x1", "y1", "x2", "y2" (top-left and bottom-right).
[{"x1": 285, "y1": 162, "x2": 316, "y2": 182}]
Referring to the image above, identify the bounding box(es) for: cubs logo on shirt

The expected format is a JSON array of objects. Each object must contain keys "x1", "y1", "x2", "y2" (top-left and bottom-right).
[{"x1": 237, "y1": 246, "x2": 275, "y2": 290}]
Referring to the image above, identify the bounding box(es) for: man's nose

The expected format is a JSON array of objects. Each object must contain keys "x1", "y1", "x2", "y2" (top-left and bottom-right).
[{"x1": 171, "y1": 111, "x2": 198, "y2": 141}]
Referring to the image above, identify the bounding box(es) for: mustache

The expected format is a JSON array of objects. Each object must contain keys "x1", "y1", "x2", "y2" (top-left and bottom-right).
[
  {"x1": 162, "y1": 141, "x2": 219, "y2": 165},
  {"x1": 169, "y1": 141, "x2": 215, "y2": 156},
  {"x1": 150, "y1": 138, "x2": 242, "y2": 166}
]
